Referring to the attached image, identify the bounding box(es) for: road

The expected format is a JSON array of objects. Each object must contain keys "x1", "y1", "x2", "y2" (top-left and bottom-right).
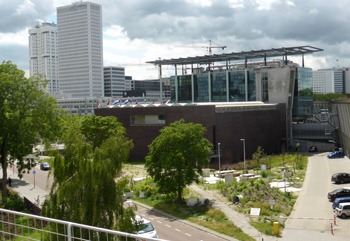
[
  {"x1": 134, "y1": 203, "x2": 227, "y2": 241},
  {"x1": 9, "y1": 162, "x2": 230, "y2": 241},
  {"x1": 283, "y1": 152, "x2": 350, "y2": 240}
]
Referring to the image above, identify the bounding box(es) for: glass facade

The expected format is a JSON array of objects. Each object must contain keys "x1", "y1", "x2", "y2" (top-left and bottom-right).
[
  {"x1": 261, "y1": 72, "x2": 269, "y2": 102},
  {"x1": 170, "y1": 70, "x2": 255, "y2": 103},
  {"x1": 293, "y1": 68, "x2": 313, "y2": 117},
  {"x1": 212, "y1": 72, "x2": 227, "y2": 101}
]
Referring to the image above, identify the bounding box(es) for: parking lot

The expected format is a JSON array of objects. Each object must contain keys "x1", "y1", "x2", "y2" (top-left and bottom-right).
[{"x1": 283, "y1": 152, "x2": 350, "y2": 240}]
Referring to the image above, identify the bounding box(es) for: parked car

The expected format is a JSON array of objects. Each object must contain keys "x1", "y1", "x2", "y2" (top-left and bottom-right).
[
  {"x1": 333, "y1": 197, "x2": 350, "y2": 209},
  {"x1": 332, "y1": 173, "x2": 350, "y2": 184},
  {"x1": 308, "y1": 146, "x2": 318, "y2": 152},
  {"x1": 335, "y1": 202, "x2": 350, "y2": 218},
  {"x1": 132, "y1": 215, "x2": 158, "y2": 240},
  {"x1": 328, "y1": 151, "x2": 345, "y2": 158},
  {"x1": 328, "y1": 188, "x2": 350, "y2": 201},
  {"x1": 40, "y1": 162, "x2": 51, "y2": 170}
]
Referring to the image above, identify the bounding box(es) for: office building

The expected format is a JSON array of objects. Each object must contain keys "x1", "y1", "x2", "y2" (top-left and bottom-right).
[
  {"x1": 57, "y1": 1, "x2": 103, "y2": 98},
  {"x1": 104, "y1": 67, "x2": 126, "y2": 97},
  {"x1": 28, "y1": 22, "x2": 58, "y2": 92},
  {"x1": 313, "y1": 68, "x2": 345, "y2": 94}
]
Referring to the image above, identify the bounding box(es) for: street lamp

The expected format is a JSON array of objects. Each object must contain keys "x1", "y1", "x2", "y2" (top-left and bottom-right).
[
  {"x1": 240, "y1": 139, "x2": 246, "y2": 174},
  {"x1": 218, "y1": 143, "x2": 221, "y2": 178}
]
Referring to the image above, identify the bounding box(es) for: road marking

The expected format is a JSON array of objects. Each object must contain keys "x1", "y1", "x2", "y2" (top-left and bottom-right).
[
  {"x1": 175, "y1": 228, "x2": 181, "y2": 232},
  {"x1": 166, "y1": 224, "x2": 171, "y2": 228},
  {"x1": 185, "y1": 233, "x2": 191, "y2": 237},
  {"x1": 157, "y1": 221, "x2": 162, "y2": 224}
]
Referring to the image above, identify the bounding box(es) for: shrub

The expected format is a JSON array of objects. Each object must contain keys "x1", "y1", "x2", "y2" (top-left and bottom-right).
[{"x1": 261, "y1": 170, "x2": 268, "y2": 178}]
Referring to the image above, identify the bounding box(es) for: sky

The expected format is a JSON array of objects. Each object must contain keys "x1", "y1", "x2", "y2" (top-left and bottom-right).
[{"x1": 1, "y1": 0, "x2": 350, "y2": 80}]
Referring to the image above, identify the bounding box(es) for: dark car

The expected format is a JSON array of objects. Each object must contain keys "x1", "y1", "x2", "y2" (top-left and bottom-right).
[
  {"x1": 328, "y1": 188, "x2": 350, "y2": 201},
  {"x1": 309, "y1": 146, "x2": 318, "y2": 152},
  {"x1": 40, "y1": 162, "x2": 51, "y2": 170},
  {"x1": 328, "y1": 151, "x2": 345, "y2": 158},
  {"x1": 332, "y1": 173, "x2": 350, "y2": 184}
]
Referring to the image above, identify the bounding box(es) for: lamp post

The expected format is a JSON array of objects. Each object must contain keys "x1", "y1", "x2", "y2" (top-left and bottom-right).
[
  {"x1": 240, "y1": 139, "x2": 246, "y2": 174},
  {"x1": 218, "y1": 143, "x2": 221, "y2": 178}
]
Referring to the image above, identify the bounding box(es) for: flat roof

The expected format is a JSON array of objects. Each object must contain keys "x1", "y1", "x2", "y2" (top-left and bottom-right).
[{"x1": 147, "y1": 46, "x2": 323, "y2": 66}]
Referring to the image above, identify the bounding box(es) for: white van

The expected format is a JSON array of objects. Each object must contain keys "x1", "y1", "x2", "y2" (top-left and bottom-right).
[
  {"x1": 335, "y1": 202, "x2": 350, "y2": 218},
  {"x1": 133, "y1": 215, "x2": 158, "y2": 240}
]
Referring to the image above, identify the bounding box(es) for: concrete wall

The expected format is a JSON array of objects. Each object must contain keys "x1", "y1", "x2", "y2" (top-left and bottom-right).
[{"x1": 334, "y1": 102, "x2": 350, "y2": 157}]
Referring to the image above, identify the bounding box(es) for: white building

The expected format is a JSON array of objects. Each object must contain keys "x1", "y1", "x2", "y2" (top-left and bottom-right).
[
  {"x1": 28, "y1": 22, "x2": 58, "y2": 93},
  {"x1": 313, "y1": 68, "x2": 345, "y2": 94},
  {"x1": 104, "y1": 66, "x2": 130, "y2": 98},
  {"x1": 57, "y1": 1, "x2": 103, "y2": 98}
]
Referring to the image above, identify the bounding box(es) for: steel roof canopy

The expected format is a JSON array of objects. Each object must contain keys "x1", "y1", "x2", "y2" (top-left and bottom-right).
[{"x1": 146, "y1": 45, "x2": 323, "y2": 66}]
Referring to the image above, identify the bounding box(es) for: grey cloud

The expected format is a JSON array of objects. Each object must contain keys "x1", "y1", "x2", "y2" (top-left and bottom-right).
[
  {"x1": 102, "y1": 0, "x2": 350, "y2": 45},
  {"x1": 0, "y1": 0, "x2": 55, "y2": 33}
]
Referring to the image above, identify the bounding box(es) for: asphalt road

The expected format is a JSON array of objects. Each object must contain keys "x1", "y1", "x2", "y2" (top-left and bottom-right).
[
  {"x1": 135, "y1": 204, "x2": 227, "y2": 241},
  {"x1": 283, "y1": 152, "x2": 350, "y2": 240}
]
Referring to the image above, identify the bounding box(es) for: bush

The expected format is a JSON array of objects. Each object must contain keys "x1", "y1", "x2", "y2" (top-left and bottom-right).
[
  {"x1": 261, "y1": 170, "x2": 268, "y2": 178},
  {"x1": 2, "y1": 190, "x2": 25, "y2": 211}
]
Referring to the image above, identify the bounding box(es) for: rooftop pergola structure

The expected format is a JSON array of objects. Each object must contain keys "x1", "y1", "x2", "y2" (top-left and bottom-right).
[{"x1": 146, "y1": 46, "x2": 324, "y2": 103}]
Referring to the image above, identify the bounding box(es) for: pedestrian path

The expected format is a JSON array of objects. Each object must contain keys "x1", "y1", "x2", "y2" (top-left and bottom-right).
[
  {"x1": 190, "y1": 184, "x2": 276, "y2": 241},
  {"x1": 3, "y1": 168, "x2": 48, "y2": 207}
]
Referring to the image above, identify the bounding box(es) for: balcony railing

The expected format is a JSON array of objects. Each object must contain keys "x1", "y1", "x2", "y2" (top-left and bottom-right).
[{"x1": 0, "y1": 208, "x2": 166, "y2": 241}]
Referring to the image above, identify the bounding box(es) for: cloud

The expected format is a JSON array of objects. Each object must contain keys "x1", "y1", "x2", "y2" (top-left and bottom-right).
[{"x1": 0, "y1": 0, "x2": 350, "y2": 80}]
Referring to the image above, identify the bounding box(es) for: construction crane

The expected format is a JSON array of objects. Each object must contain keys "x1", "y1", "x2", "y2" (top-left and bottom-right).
[{"x1": 176, "y1": 40, "x2": 227, "y2": 55}]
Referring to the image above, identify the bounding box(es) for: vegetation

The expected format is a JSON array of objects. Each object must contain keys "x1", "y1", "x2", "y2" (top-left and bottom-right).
[
  {"x1": 145, "y1": 119, "x2": 213, "y2": 202},
  {"x1": 132, "y1": 181, "x2": 255, "y2": 241},
  {"x1": 41, "y1": 115, "x2": 135, "y2": 234},
  {"x1": 0, "y1": 61, "x2": 62, "y2": 204},
  {"x1": 313, "y1": 92, "x2": 347, "y2": 101}
]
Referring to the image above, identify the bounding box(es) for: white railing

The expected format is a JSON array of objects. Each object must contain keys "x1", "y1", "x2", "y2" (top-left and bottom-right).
[{"x1": 0, "y1": 208, "x2": 166, "y2": 241}]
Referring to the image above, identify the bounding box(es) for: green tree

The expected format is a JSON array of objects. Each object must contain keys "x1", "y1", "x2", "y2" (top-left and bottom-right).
[
  {"x1": 0, "y1": 61, "x2": 62, "y2": 203},
  {"x1": 252, "y1": 146, "x2": 265, "y2": 168},
  {"x1": 145, "y1": 119, "x2": 213, "y2": 202},
  {"x1": 41, "y1": 115, "x2": 135, "y2": 234}
]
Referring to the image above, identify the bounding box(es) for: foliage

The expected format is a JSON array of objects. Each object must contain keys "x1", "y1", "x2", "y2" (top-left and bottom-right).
[
  {"x1": 313, "y1": 92, "x2": 346, "y2": 101},
  {"x1": 251, "y1": 146, "x2": 265, "y2": 168},
  {"x1": 1, "y1": 189, "x2": 25, "y2": 211},
  {"x1": 41, "y1": 115, "x2": 135, "y2": 234},
  {"x1": 298, "y1": 88, "x2": 313, "y2": 97},
  {"x1": 145, "y1": 119, "x2": 213, "y2": 202},
  {"x1": 216, "y1": 178, "x2": 295, "y2": 218},
  {"x1": 0, "y1": 61, "x2": 63, "y2": 203}
]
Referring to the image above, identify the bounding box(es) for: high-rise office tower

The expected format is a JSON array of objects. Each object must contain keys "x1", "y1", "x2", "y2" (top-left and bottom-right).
[
  {"x1": 57, "y1": 1, "x2": 103, "y2": 98},
  {"x1": 28, "y1": 22, "x2": 58, "y2": 93}
]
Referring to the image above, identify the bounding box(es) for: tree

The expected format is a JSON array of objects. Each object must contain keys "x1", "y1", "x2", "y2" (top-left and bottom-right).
[
  {"x1": 145, "y1": 119, "x2": 213, "y2": 202},
  {"x1": 0, "y1": 61, "x2": 62, "y2": 203},
  {"x1": 41, "y1": 115, "x2": 135, "y2": 234},
  {"x1": 252, "y1": 146, "x2": 265, "y2": 168}
]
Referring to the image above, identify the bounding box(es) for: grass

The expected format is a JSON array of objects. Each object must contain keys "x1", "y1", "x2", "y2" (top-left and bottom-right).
[
  {"x1": 133, "y1": 197, "x2": 255, "y2": 241},
  {"x1": 250, "y1": 220, "x2": 283, "y2": 237}
]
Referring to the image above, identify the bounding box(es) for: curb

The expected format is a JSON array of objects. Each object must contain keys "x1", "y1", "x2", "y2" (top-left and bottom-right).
[{"x1": 132, "y1": 200, "x2": 238, "y2": 241}]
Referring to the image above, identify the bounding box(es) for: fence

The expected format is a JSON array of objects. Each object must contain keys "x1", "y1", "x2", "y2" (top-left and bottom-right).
[{"x1": 0, "y1": 208, "x2": 166, "y2": 241}]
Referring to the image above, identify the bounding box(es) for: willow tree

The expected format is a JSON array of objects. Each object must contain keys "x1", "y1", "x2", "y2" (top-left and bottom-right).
[
  {"x1": 145, "y1": 119, "x2": 213, "y2": 202},
  {"x1": 0, "y1": 61, "x2": 62, "y2": 204},
  {"x1": 41, "y1": 115, "x2": 135, "y2": 233}
]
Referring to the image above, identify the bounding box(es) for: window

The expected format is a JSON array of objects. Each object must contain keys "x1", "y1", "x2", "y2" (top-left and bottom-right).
[{"x1": 130, "y1": 115, "x2": 166, "y2": 125}]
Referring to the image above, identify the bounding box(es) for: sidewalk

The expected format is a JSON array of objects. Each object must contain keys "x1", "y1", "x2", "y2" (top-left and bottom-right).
[{"x1": 4, "y1": 168, "x2": 48, "y2": 207}]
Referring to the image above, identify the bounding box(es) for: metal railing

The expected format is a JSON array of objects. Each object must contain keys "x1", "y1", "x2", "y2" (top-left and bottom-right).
[{"x1": 0, "y1": 208, "x2": 166, "y2": 241}]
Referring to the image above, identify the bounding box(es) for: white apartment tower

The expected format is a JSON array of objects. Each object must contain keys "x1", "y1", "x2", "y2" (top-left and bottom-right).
[
  {"x1": 57, "y1": 1, "x2": 103, "y2": 98},
  {"x1": 313, "y1": 69, "x2": 345, "y2": 94},
  {"x1": 28, "y1": 22, "x2": 58, "y2": 92}
]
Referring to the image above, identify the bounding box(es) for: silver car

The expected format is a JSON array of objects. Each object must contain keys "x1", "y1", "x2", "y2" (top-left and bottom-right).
[{"x1": 335, "y1": 202, "x2": 350, "y2": 218}]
